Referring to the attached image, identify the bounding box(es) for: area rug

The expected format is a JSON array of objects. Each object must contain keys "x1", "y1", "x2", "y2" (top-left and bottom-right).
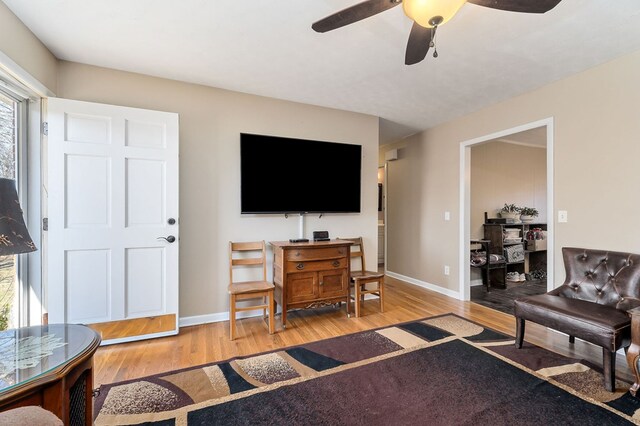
[{"x1": 94, "y1": 314, "x2": 640, "y2": 425}]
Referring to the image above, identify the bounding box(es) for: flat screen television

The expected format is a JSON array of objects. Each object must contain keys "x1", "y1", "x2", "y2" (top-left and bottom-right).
[{"x1": 240, "y1": 133, "x2": 362, "y2": 214}]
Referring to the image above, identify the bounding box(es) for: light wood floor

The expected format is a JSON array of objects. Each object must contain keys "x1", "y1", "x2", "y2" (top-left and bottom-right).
[{"x1": 94, "y1": 275, "x2": 633, "y2": 387}]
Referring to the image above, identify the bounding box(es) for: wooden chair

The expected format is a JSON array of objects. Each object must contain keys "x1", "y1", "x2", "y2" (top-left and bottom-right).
[
  {"x1": 339, "y1": 237, "x2": 385, "y2": 317},
  {"x1": 228, "y1": 241, "x2": 275, "y2": 340}
]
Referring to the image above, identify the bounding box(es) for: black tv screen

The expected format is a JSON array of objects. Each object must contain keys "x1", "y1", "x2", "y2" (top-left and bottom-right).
[{"x1": 241, "y1": 133, "x2": 362, "y2": 214}]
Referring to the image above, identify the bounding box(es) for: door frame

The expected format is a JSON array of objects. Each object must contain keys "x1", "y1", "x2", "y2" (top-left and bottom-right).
[
  {"x1": 383, "y1": 162, "x2": 389, "y2": 272},
  {"x1": 377, "y1": 165, "x2": 386, "y2": 270},
  {"x1": 458, "y1": 118, "x2": 555, "y2": 300}
]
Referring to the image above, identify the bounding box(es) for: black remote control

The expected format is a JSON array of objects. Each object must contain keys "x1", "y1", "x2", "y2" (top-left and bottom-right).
[{"x1": 289, "y1": 238, "x2": 309, "y2": 243}]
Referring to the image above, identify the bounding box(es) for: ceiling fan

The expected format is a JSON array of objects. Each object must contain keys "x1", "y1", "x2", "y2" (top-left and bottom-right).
[{"x1": 312, "y1": 0, "x2": 562, "y2": 65}]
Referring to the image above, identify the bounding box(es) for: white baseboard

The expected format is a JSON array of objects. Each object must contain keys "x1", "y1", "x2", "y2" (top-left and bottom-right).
[
  {"x1": 179, "y1": 296, "x2": 379, "y2": 328},
  {"x1": 180, "y1": 273, "x2": 459, "y2": 328},
  {"x1": 179, "y1": 312, "x2": 230, "y2": 327},
  {"x1": 180, "y1": 309, "x2": 270, "y2": 328},
  {"x1": 100, "y1": 329, "x2": 178, "y2": 346},
  {"x1": 385, "y1": 270, "x2": 461, "y2": 299}
]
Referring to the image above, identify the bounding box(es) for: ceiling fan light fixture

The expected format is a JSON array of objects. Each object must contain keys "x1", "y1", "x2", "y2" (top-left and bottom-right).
[{"x1": 402, "y1": 0, "x2": 467, "y2": 28}]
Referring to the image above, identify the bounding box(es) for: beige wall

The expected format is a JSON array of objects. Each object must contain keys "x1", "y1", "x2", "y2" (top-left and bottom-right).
[
  {"x1": 470, "y1": 141, "x2": 546, "y2": 239},
  {"x1": 0, "y1": 2, "x2": 57, "y2": 92},
  {"x1": 381, "y1": 49, "x2": 640, "y2": 294},
  {"x1": 57, "y1": 61, "x2": 379, "y2": 319}
]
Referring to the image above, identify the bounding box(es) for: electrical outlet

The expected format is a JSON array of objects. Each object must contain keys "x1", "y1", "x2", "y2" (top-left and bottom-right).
[
  {"x1": 444, "y1": 211, "x2": 451, "y2": 221},
  {"x1": 558, "y1": 210, "x2": 568, "y2": 223},
  {"x1": 444, "y1": 265, "x2": 450, "y2": 275}
]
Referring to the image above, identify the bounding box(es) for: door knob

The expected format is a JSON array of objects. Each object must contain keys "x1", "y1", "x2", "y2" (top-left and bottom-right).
[{"x1": 157, "y1": 235, "x2": 176, "y2": 243}]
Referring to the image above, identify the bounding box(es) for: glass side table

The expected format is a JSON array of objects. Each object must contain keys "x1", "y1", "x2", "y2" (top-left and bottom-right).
[{"x1": 0, "y1": 324, "x2": 101, "y2": 424}]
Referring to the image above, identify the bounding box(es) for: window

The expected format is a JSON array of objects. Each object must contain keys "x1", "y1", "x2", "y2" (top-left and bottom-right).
[{"x1": 0, "y1": 87, "x2": 26, "y2": 330}]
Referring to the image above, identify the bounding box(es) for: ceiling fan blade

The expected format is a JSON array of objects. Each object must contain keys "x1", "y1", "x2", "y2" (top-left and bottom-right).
[
  {"x1": 312, "y1": 0, "x2": 402, "y2": 33},
  {"x1": 466, "y1": 0, "x2": 562, "y2": 14},
  {"x1": 405, "y1": 23, "x2": 432, "y2": 65}
]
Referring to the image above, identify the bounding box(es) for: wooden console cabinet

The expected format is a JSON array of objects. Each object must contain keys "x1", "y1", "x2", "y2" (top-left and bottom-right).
[{"x1": 270, "y1": 240, "x2": 352, "y2": 327}]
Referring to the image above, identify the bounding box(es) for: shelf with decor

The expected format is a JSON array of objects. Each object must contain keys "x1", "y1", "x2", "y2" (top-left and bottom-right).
[
  {"x1": 470, "y1": 239, "x2": 506, "y2": 292},
  {"x1": 481, "y1": 217, "x2": 547, "y2": 286},
  {"x1": 483, "y1": 223, "x2": 524, "y2": 288},
  {"x1": 523, "y1": 224, "x2": 547, "y2": 274}
]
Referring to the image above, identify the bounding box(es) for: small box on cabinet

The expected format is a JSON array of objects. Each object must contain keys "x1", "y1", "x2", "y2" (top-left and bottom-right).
[{"x1": 527, "y1": 239, "x2": 547, "y2": 251}]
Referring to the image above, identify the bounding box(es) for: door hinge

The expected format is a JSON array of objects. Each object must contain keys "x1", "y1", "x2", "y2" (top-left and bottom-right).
[
  {"x1": 42, "y1": 121, "x2": 48, "y2": 136},
  {"x1": 43, "y1": 217, "x2": 48, "y2": 231}
]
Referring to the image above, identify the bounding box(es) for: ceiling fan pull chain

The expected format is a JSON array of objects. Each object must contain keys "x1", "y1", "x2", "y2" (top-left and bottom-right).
[{"x1": 431, "y1": 27, "x2": 438, "y2": 58}]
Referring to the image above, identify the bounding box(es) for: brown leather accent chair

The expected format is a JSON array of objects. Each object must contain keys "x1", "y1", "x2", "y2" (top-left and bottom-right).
[{"x1": 514, "y1": 247, "x2": 640, "y2": 391}]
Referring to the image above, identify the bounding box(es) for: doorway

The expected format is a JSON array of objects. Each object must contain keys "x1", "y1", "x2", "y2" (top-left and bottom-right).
[
  {"x1": 377, "y1": 166, "x2": 385, "y2": 271},
  {"x1": 459, "y1": 118, "x2": 555, "y2": 305}
]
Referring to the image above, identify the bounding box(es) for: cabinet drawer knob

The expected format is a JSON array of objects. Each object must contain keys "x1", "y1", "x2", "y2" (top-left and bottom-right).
[
  {"x1": 320, "y1": 281, "x2": 324, "y2": 286},
  {"x1": 296, "y1": 263, "x2": 305, "y2": 270},
  {"x1": 332, "y1": 260, "x2": 340, "y2": 267}
]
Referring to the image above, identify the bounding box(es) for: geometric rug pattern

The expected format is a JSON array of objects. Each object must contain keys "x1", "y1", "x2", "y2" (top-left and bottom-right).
[{"x1": 94, "y1": 314, "x2": 640, "y2": 425}]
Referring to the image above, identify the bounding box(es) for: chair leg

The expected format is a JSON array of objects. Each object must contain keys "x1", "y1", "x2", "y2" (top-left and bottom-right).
[
  {"x1": 627, "y1": 342, "x2": 640, "y2": 397},
  {"x1": 354, "y1": 281, "x2": 361, "y2": 318},
  {"x1": 379, "y1": 278, "x2": 384, "y2": 313},
  {"x1": 515, "y1": 318, "x2": 525, "y2": 349},
  {"x1": 268, "y1": 290, "x2": 275, "y2": 334},
  {"x1": 603, "y1": 348, "x2": 616, "y2": 392},
  {"x1": 345, "y1": 286, "x2": 351, "y2": 318},
  {"x1": 569, "y1": 335, "x2": 575, "y2": 344},
  {"x1": 263, "y1": 295, "x2": 267, "y2": 319},
  {"x1": 229, "y1": 294, "x2": 236, "y2": 341}
]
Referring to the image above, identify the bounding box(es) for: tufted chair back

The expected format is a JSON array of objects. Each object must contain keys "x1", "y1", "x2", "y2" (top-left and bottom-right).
[{"x1": 550, "y1": 247, "x2": 640, "y2": 311}]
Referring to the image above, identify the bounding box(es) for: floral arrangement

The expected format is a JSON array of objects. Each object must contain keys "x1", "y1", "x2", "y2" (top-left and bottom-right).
[
  {"x1": 500, "y1": 203, "x2": 521, "y2": 213},
  {"x1": 520, "y1": 207, "x2": 539, "y2": 217}
]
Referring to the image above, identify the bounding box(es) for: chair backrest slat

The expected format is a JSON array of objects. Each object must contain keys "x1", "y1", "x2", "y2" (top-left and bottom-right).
[
  {"x1": 229, "y1": 240, "x2": 267, "y2": 283},
  {"x1": 337, "y1": 237, "x2": 366, "y2": 273},
  {"x1": 231, "y1": 258, "x2": 263, "y2": 266},
  {"x1": 231, "y1": 241, "x2": 264, "y2": 251}
]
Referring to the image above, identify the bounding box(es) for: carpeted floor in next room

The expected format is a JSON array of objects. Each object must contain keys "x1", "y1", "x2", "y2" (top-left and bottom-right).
[{"x1": 471, "y1": 279, "x2": 547, "y2": 315}]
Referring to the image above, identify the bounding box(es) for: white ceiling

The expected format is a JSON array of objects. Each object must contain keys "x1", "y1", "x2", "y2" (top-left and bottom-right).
[{"x1": 5, "y1": 0, "x2": 640, "y2": 143}]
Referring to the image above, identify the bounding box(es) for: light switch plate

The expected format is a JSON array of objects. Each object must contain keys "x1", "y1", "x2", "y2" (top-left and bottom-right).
[
  {"x1": 444, "y1": 211, "x2": 451, "y2": 221},
  {"x1": 558, "y1": 210, "x2": 568, "y2": 223}
]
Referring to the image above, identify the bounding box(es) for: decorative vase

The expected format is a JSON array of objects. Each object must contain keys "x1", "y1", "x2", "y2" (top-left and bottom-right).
[{"x1": 520, "y1": 215, "x2": 535, "y2": 223}]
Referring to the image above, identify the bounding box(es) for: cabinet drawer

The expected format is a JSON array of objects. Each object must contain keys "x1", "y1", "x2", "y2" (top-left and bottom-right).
[
  {"x1": 286, "y1": 247, "x2": 347, "y2": 261},
  {"x1": 286, "y1": 258, "x2": 347, "y2": 273}
]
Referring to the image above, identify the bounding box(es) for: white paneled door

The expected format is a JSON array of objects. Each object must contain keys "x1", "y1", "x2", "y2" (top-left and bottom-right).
[{"x1": 47, "y1": 98, "x2": 179, "y2": 344}]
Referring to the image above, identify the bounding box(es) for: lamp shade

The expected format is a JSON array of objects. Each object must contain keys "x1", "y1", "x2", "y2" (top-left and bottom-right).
[
  {"x1": 0, "y1": 178, "x2": 36, "y2": 255},
  {"x1": 403, "y1": 0, "x2": 467, "y2": 28}
]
